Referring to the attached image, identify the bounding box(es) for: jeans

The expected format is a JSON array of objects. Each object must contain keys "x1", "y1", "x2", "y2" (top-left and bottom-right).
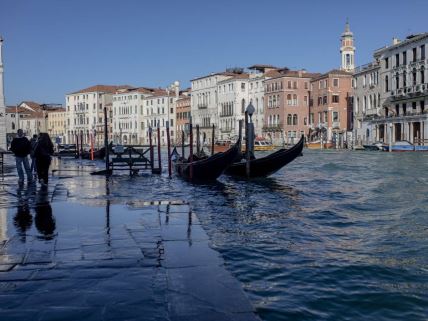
[{"x1": 15, "y1": 156, "x2": 32, "y2": 181}]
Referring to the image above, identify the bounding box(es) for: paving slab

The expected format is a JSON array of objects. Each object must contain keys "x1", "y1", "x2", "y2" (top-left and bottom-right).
[{"x1": 0, "y1": 159, "x2": 260, "y2": 321}]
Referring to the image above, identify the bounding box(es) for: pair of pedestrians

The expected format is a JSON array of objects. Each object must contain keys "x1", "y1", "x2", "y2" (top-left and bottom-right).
[{"x1": 10, "y1": 129, "x2": 54, "y2": 185}]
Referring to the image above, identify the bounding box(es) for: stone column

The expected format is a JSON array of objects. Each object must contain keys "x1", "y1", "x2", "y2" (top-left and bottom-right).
[{"x1": 0, "y1": 36, "x2": 6, "y2": 150}]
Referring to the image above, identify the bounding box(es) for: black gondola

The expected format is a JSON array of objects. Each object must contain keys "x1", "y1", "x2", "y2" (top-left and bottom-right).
[
  {"x1": 225, "y1": 136, "x2": 304, "y2": 178},
  {"x1": 172, "y1": 139, "x2": 241, "y2": 182},
  {"x1": 81, "y1": 147, "x2": 106, "y2": 160}
]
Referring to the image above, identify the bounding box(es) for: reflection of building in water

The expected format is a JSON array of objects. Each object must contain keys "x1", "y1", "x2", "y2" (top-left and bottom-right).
[{"x1": 0, "y1": 207, "x2": 7, "y2": 243}]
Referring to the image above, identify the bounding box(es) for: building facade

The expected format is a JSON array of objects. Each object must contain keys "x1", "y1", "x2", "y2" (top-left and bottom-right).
[
  {"x1": 175, "y1": 93, "x2": 191, "y2": 144},
  {"x1": 310, "y1": 70, "x2": 353, "y2": 146},
  {"x1": 112, "y1": 87, "x2": 155, "y2": 145},
  {"x1": 264, "y1": 69, "x2": 320, "y2": 144},
  {"x1": 352, "y1": 62, "x2": 381, "y2": 146},
  {"x1": 47, "y1": 108, "x2": 67, "y2": 144},
  {"x1": 369, "y1": 34, "x2": 428, "y2": 144},
  {"x1": 191, "y1": 71, "x2": 238, "y2": 143},
  {"x1": 217, "y1": 72, "x2": 250, "y2": 140},
  {"x1": 65, "y1": 85, "x2": 131, "y2": 145},
  {"x1": 143, "y1": 84, "x2": 179, "y2": 146}
]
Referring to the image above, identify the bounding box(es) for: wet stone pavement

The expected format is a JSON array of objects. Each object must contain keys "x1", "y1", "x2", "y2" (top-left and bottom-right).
[{"x1": 0, "y1": 156, "x2": 259, "y2": 321}]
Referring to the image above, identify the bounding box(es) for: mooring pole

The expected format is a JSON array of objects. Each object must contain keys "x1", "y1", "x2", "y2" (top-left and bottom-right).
[
  {"x1": 149, "y1": 127, "x2": 154, "y2": 170},
  {"x1": 75, "y1": 134, "x2": 79, "y2": 158},
  {"x1": 157, "y1": 124, "x2": 161, "y2": 171},
  {"x1": 238, "y1": 119, "x2": 243, "y2": 150},
  {"x1": 104, "y1": 106, "x2": 109, "y2": 172},
  {"x1": 196, "y1": 125, "x2": 200, "y2": 155},
  {"x1": 245, "y1": 111, "x2": 250, "y2": 178},
  {"x1": 166, "y1": 121, "x2": 171, "y2": 178},
  {"x1": 189, "y1": 119, "x2": 193, "y2": 180},
  {"x1": 211, "y1": 124, "x2": 215, "y2": 155},
  {"x1": 80, "y1": 131, "x2": 84, "y2": 157},
  {"x1": 90, "y1": 132, "x2": 94, "y2": 161},
  {"x1": 181, "y1": 130, "x2": 185, "y2": 158}
]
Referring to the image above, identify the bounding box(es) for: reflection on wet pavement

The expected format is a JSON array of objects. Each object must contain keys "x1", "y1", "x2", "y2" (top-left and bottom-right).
[{"x1": 0, "y1": 156, "x2": 259, "y2": 321}]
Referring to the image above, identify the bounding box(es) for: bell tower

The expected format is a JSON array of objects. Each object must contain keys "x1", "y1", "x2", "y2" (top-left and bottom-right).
[
  {"x1": 0, "y1": 35, "x2": 6, "y2": 150},
  {"x1": 340, "y1": 19, "x2": 355, "y2": 72}
]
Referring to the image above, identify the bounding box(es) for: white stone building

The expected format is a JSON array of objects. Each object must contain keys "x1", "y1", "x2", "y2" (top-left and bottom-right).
[
  {"x1": 142, "y1": 83, "x2": 180, "y2": 146},
  {"x1": 369, "y1": 34, "x2": 427, "y2": 144},
  {"x1": 112, "y1": 87, "x2": 155, "y2": 145},
  {"x1": 191, "y1": 71, "x2": 237, "y2": 143},
  {"x1": 352, "y1": 62, "x2": 381, "y2": 145},
  {"x1": 217, "y1": 73, "x2": 249, "y2": 140},
  {"x1": 65, "y1": 85, "x2": 131, "y2": 145}
]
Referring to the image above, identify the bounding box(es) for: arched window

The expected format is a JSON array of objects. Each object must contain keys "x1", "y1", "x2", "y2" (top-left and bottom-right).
[
  {"x1": 287, "y1": 114, "x2": 292, "y2": 125},
  {"x1": 369, "y1": 95, "x2": 373, "y2": 109},
  {"x1": 385, "y1": 76, "x2": 389, "y2": 92},
  {"x1": 421, "y1": 66, "x2": 425, "y2": 84},
  {"x1": 272, "y1": 95, "x2": 276, "y2": 107},
  {"x1": 413, "y1": 68, "x2": 417, "y2": 85},
  {"x1": 378, "y1": 94, "x2": 381, "y2": 107},
  {"x1": 293, "y1": 94, "x2": 298, "y2": 105},
  {"x1": 373, "y1": 95, "x2": 376, "y2": 109},
  {"x1": 293, "y1": 114, "x2": 298, "y2": 125},
  {"x1": 395, "y1": 73, "x2": 400, "y2": 90},
  {"x1": 363, "y1": 96, "x2": 367, "y2": 112},
  {"x1": 256, "y1": 98, "x2": 259, "y2": 113},
  {"x1": 403, "y1": 71, "x2": 407, "y2": 88},
  {"x1": 287, "y1": 94, "x2": 292, "y2": 105},
  {"x1": 277, "y1": 95, "x2": 280, "y2": 107}
]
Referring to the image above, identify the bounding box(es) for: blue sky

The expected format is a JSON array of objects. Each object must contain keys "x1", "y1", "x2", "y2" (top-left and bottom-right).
[{"x1": 0, "y1": 0, "x2": 427, "y2": 105}]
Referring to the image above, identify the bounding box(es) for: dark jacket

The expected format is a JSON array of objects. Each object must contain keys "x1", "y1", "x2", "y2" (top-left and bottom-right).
[
  {"x1": 34, "y1": 139, "x2": 54, "y2": 159},
  {"x1": 30, "y1": 138, "x2": 38, "y2": 158},
  {"x1": 10, "y1": 137, "x2": 31, "y2": 157}
]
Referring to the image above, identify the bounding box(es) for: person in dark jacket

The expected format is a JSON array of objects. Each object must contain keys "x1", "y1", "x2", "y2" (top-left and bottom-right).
[
  {"x1": 10, "y1": 129, "x2": 32, "y2": 183},
  {"x1": 29, "y1": 134, "x2": 38, "y2": 176},
  {"x1": 34, "y1": 133, "x2": 54, "y2": 186}
]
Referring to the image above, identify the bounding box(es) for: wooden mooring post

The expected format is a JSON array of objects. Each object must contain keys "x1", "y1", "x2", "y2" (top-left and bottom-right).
[
  {"x1": 189, "y1": 119, "x2": 193, "y2": 180},
  {"x1": 211, "y1": 124, "x2": 215, "y2": 155},
  {"x1": 166, "y1": 121, "x2": 171, "y2": 178},
  {"x1": 157, "y1": 125, "x2": 162, "y2": 172}
]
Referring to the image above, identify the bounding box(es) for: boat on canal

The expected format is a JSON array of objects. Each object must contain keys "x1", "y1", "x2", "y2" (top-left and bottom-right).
[
  {"x1": 225, "y1": 136, "x2": 304, "y2": 178},
  {"x1": 172, "y1": 139, "x2": 241, "y2": 181},
  {"x1": 81, "y1": 147, "x2": 106, "y2": 160},
  {"x1": 213, "y1": 137, "x2": 275, "y2": 153},
  {"x1": 383, "y1": 140, "x2": 428, "y2": 152},
  {"x1": 305, "y1": 140, "x2": 333, "y2": 149},
  {"x1": 362, "y1": 142, "x2": 384, "y2": 151}
]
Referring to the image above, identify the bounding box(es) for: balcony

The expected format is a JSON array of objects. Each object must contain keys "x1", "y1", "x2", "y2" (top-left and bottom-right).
[
  {"x1": 332, "y1": 121, "x2": 340, "y2": 129},
  {"x1": 197, "y1": 103, "x2": 208, "y2": 109},
  {"x1": 262, "y1": 124, "x2": 283, "y2": 132}
]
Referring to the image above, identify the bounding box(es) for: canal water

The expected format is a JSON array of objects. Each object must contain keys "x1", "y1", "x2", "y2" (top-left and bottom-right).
[{"x1": 3, "y1": 149, "x2": 428, "y2": 320}]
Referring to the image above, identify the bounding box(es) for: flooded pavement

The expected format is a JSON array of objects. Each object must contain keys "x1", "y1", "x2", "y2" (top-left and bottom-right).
[
  {"x1": 1, "y1": 150, "x2": 428, "y2": 320},
  {"x1": 0, "y1": 156, "x2": 259, "y2": 321}
]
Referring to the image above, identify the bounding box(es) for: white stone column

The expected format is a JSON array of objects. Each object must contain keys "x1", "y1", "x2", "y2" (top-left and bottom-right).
[{"x1": 0, "y1": 36, "x2": 6, "y2": 150}]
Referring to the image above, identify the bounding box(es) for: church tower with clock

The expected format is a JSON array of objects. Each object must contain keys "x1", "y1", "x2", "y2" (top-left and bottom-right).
[{"x1": 340, "y1": 20, "x2": 355, "y2": 72}]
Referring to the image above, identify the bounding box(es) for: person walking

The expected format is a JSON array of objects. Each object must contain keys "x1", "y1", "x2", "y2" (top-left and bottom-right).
[
  {"x1": 29, "y1": 134, "x2": 38, "y2": 176},
  {"x1": 34, "y1": 133, "x2": 54, "y2": 186},
  {"x1": 10, "y1": 129, "x2": 32, "y2": 184}
]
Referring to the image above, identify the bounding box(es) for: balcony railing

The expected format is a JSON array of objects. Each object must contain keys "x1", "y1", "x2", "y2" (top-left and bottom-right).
[
  {"x1": 332, "y1": 121, "x2": 340, "y2": 129},
  {"x1": 197, "y1": 103, "x2": 208, "y2": 109},
  {"x1": 262, "y1": 123, "x2": 283, "y2": 132}
]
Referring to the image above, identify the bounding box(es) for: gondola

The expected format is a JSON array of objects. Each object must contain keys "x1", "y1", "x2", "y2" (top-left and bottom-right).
[
  {"x1": 81, "y1": 147, "x2": 106, "y2": 160},
  {"x1": 225, "y1": 136, "x2": 304, "y2": 178},
  {"x1": 172, "y1": 139, "x2": 241, "y2": 182}
]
